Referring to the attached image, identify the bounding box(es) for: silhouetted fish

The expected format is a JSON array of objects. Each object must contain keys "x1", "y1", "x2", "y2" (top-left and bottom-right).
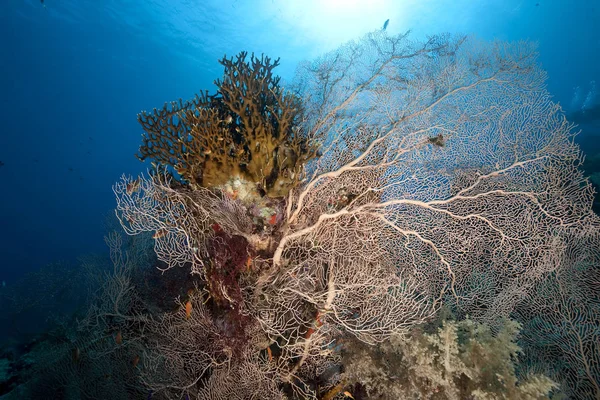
[
  {"x1": 0, "y1": 161, "x2": 4, "y2": 168},
  {"x1": 383, "y1": 19, "x2": 390, "y2": 31}
]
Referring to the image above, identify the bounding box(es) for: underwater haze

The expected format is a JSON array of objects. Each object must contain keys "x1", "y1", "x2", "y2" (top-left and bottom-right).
[
  {"x1": 0, "y1": 1, "x2": 599, "y2": 399},
  {"x1": 0, "y1": 0, "x2": 598, "y2": 281}
]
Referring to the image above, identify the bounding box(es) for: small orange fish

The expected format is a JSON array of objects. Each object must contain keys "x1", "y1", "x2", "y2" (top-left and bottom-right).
[
  {"x1": 267, "y1": 347, "x2": 273, "y2": 362},
  {"x1": 153, "y1": 228, "x2": 167, "y2": 239},
  {"x1": 343, "y1": 391, "x2": 354, "y2": 399},
  {"x1": 245, "y1": 257, "x2": 253, "y2": 271},
  {"x1": 132, "y1": 355, "x2": 140, "y2": 368},
  {"x1": 126, "y1": 179, "x2": 140, "y2": 195},
  {"x1": 115, "y1": 331, "x2": 123, "y2": 345},
  {"x1": 322, "y1": 382, "x2": 344, "y2": 400},
  {"x1": 268, "y1": 213, "x2": 277, "y2": 225},
  {"x1": 185, "y1": 300, "x2": 192, "y2": 319},
  {"x1": 315, "y1": 311, "x2": 324, "y2": 328},
  {"x1": 225, "y1": 190, "x2": 239, "y2": 200}
]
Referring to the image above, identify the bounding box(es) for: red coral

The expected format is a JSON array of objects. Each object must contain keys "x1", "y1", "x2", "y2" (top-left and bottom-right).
[{"x1": 205, "y1": 230, "x2": 249, "y2": 309}]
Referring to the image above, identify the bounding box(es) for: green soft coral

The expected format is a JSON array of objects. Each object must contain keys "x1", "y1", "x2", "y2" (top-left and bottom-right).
[{"x1": 341, "y1": 318, "x2": 558, "y2": 400}]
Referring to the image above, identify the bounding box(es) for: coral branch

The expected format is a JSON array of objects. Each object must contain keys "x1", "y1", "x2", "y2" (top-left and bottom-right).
[{"x1": 136, "y1": 52, "x2": 317, "y2": 197}]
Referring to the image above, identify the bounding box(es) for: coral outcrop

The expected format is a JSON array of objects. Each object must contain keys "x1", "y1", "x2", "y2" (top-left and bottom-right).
[{"x1": 136, "y1": 51, "x2": 317, "y2": 198}]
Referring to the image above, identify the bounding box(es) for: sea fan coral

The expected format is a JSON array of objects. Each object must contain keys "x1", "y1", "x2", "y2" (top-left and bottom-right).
[{"x1": 113, "y1": 31, "x2": 600, "y2": 399}]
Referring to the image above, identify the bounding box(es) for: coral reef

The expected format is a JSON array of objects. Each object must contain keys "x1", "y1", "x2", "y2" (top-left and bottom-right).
[
  {"x1": 4, "y1": 30, "x2": 599, "y2": 400},
  {"x1": 111, "y1": 30, "x2": 600, "y2": 399},
  {"x1": 136, "y1": 51, "x2": 317, "y2": 198},
  {"x1": 341, "y1": 318, "x2": 557, "y2": 399}
]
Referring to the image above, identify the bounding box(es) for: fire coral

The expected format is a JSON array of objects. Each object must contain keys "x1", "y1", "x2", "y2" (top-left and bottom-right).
[{"x1": 136, "y1": 51, "x2": 317, "y2": 198}]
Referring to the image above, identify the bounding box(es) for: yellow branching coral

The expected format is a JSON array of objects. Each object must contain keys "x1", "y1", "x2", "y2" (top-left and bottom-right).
[{"x1": 136, "y1": 51, "x2": 317, "y2": 198}]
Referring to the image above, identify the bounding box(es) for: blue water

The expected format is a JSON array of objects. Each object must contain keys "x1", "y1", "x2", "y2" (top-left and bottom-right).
[
  {"x1": 0, "y1": 0, "x2": 598, "y2": 282},
  {"x1": 0, "y1": 2, "x2": 599, "y2": 399}
]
